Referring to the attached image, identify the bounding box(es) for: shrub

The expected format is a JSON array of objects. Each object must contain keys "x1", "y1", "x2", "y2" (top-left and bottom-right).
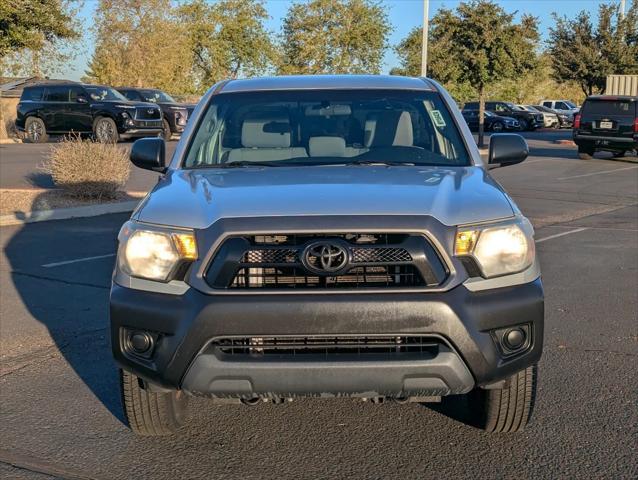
[{"x1": 44, "y1": 136, "x2": 130, "y2": 199}]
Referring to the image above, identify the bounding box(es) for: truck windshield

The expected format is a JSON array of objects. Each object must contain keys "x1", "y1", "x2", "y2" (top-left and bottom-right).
[
  {"x1": 183, "y1": 90, "x2": 470, "y2": 168},
  {"x1": 141, "y1": 90, "x2": 176, "y2": 103}
]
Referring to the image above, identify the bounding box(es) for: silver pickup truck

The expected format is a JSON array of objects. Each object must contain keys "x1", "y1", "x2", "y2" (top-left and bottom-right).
[{"x1": 110, "y1": 75, "x2": 543, "y2": 436}]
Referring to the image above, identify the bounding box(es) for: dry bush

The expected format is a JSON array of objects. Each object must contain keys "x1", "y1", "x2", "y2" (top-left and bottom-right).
[{"x1": 43, "y1": 135, "x2": 130, "y2": 199}]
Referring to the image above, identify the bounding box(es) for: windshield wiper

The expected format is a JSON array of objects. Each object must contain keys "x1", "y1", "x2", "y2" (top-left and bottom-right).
[
  {"x1": 349, "y1": 159, "x2": 416, "y2": 166},
  {"x1": 220, "y1": 161, "x2": 285, "y2": 168}
]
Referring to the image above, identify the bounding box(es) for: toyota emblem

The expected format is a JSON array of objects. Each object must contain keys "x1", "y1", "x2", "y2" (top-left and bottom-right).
[{"x1": 302, "y1": 241, "x2": 349, "y2": 275}]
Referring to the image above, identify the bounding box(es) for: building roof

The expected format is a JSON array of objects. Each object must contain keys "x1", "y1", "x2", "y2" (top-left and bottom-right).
[{"x1": 220, "y1": 75, "x2": 436, "y2": 93}]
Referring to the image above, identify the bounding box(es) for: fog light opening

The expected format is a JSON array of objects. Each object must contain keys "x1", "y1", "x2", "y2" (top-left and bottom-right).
[
  {"x1": 128, "y1": 331, "x2": 155, "y2": 356},
  {"x1": 504, "y1": 327, "x2": 526, "y2": 351}
]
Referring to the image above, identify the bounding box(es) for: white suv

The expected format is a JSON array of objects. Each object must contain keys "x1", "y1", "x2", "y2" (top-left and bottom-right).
[{"x1": 540, "y1": 100, "x2": 579, "y2": 119}]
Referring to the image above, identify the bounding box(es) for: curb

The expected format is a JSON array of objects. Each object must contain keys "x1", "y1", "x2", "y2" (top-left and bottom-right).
[
  {"x1": 0, "y1": 138, "x2": 22, "y2": 144},
  {"x1": 0, "y1": 200, "x2": 139, "y2": 226},
  {"x1": 555, "y1": 139, "x2": 575, "y2": 146}
]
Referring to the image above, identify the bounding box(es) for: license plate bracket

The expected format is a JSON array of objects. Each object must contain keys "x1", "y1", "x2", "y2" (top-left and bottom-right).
[{"x1": 599, "y1": 120, "x2": 613, "y2": 129}]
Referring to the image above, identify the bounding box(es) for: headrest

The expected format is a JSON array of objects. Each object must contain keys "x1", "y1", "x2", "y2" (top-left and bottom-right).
[
  {"x1": 364, "y1": 111, "x2": 414, "y2": 147},
  {"x1": 308, "y1": 136, "x2": 346, "y2": 157},
  {"x1": 241, "y1": 116, "x2": 291, "y2": 148}
]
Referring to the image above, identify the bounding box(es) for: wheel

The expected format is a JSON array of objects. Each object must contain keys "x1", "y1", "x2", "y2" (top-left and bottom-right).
[
  {"x1": 162, "y1": 118, "x2": 172, "y2": 141},
  {"x1": 93, "y1": 117, "x2": 119, "y2": 143},
  {"x1": 518, "y1": 118, "x2": 529, "y2": 131},
  {"x1": 578, "y1": 145, "x2": 595, "y2": 160},
  {"x1": 120, "y1": 369, "x2": 189, "y2": 436},
  {"x1": 467, "y1": 364, "x2": 537, "y2": 433},
  {"x1": 612, "y1": 150, "x2": 626, "y2": 158},
  {"x1": 491, "y1": 121, "x2": 504, "y2": 133},
  {"x1": 24, "y1": 117, "x2": 48, "y2": 143}
]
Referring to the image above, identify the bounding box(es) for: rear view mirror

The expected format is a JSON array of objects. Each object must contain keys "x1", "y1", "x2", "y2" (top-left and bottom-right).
[
  {"x1": 488, "y1": 134, "x2": 528, "y2": 168},
  {"x1": 130, "y1": 137, "x2": 167, "y2": 173}
]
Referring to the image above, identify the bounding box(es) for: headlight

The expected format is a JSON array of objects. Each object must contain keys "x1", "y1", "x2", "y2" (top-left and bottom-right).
[
  {"x1": 455, "y1": 219, "x2": 535, "y2": 278},
  {"x1": 118, "y1": 222, "x2": 198, "y2": 282}
]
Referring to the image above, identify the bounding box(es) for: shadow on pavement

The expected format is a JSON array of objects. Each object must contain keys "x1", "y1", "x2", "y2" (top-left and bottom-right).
[
  {"x1": 4, "y1": 192, "x2": 128, "y2": 425},
  {"x1": 26, "y1": 171, "x2": 55, "y2": 188}
]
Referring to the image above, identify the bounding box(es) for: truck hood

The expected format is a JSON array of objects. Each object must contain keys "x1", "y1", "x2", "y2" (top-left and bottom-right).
[{"x1": 134, "y1": 165, "x2": 515, "y2": 229}]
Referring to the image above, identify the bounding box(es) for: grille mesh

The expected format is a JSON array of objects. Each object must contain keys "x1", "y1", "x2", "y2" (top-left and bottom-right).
[
  {"x1": 212, "y1": 336, "x2": 440, "y2": 357},
  {"x1": 351, "y1": 247, "x2": 412, "y2": 263}
]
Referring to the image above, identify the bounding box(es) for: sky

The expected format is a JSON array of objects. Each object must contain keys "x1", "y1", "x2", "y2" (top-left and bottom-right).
[{"x1": 65, "y1": 0, "x2": 615, "y2": 81}]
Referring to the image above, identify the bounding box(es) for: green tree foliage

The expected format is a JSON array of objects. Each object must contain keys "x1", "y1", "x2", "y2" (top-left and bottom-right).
[
  {"x1": 279, "y1": 0, "x2": 391, "y2": 75},
  {"x1": 84, "y1": 0, "x2": 193, "y2": 93},
  {"x1": 548, "y1": 0, "x2": 638, "y2": 96},
  {"x1": 395, "y1": 1, "x2": 539, "y2": 146},
  {"x1": 0, "y1": 0, "x2": 79, "y2": 58},
  {"x1": 178, "y1": 0, "x2": 276, "y2": 92}
]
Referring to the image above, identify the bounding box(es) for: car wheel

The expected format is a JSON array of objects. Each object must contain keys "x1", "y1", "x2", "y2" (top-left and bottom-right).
[
  {"x1": 491, "y1": 121, "x2": 504, "y2": 133},
  {"x1": 467, "y1": 364, "x2": 537, "y2": 433},
  {"x1": 93, "y1": 117, "x2": 119, "y2": 143},
  {"x1": 518, "y1": 118, "x2": 528, "y2": 131},
  {"x1": 612, "y1": 150, "x2": 626, "y2": 158},
  {"x1": 24, "y1": 117, "x2": 48, "y2": 143},
  {"x1": 577, "y1": 145, "x2": 595, "y2": 160},
  {"x1": 162, "y1": 118, "x2": 172, "y2": 141},
  {"x1": 120, "y1": 369, "x2": 189, "y2": 436}
]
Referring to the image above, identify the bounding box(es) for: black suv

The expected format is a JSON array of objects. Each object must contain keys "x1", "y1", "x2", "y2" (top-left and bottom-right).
[
  {"x1": 16, "y1": 82, "x2": 163, "y2": 143},
  {"x1": 116, "y1": 87, "x2": 196, "y2": 141},
  {"x1": 464, "y1": 101, "x2": 543, "y2": 131},
  {"x1": 573, "y1": 95, "x2": 638, "y2": 159}
]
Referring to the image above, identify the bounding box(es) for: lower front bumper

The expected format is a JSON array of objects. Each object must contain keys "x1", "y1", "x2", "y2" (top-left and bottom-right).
[
  {"x1": 111, "y1": 277, "x2": 544, "y2": 397},
  {"x1": 120, "y1": 128, "x2": 163, "y2": 139}
]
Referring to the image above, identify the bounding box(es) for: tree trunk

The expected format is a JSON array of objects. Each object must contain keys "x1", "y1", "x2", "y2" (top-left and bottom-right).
[{"x1": 478, "y1": 87, "x2": 486, "y2": 148}]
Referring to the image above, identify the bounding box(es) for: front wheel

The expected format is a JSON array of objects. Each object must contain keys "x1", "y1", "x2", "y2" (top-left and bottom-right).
[
  {"x1": 490, "y1": 121, "x2": 504, "y2": 133},
  {"x1": 93, "y1": 117, "x2": 119, "y2": 143},
  {"x1": 120, "y1": 370, "x2": 189, "y2": 436},
  {"x1": 162, "y1": 118, "x2": 172, "y2": 141},
  {"x1": 467, "y1": 364, "x2": 538, "y2": 433},
  {"x1": 518, "y1": 118, "x2": 529, "y2": 131}
]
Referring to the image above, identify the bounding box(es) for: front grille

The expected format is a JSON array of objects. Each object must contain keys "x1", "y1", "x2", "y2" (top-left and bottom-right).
[
  {"x1": 135, "y1": 107, "x2": 161, "y2": 120},
  {"x1": 133, "y1": 120, "x2": 162, "y2": 128},
  {"x1": 206, "y1": 232, "x2": 447, "y2": 290},
  {"x1": 212, "y1": 336, "x2": 440, "y2": 357},
  {"x1": 230, "y1": 265, "x2": 423, "y2": 288}
]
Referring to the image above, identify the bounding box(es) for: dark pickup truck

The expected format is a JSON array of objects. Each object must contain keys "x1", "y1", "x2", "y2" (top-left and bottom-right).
[{"x1": 116, "y1": 87, "x2": 196, "y2": 141}]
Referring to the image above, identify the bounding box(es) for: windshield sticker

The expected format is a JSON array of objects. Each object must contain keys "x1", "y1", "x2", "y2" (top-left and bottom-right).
[{"x1": 430, "y1": 110, "x2": 446, "y2": 127}]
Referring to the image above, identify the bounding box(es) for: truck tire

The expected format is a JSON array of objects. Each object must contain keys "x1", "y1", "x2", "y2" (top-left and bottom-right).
[
  {"x1": 467, "y1": 364, "x2": 537, "y2": 433},
  {"x1": 120, "y1": 369, "x2": 189, "y2": 436},
  {"x1": 93, "y1": 117, "x2": 119, "y2": 143},
  {"x1": 578, "y1": 145, "x2": 595, "y2": 160},
  {"x1": 25, "y1": 117, "x2": 48, "y2": 143}
]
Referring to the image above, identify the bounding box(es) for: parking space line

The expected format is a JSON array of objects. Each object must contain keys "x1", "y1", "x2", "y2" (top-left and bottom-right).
[
  {"x1": 557, "y1": 165, "x2": 638, "y2": 180},
  {"x1": 42, "y1": 253, "x2": 115, "y2": 268},
  {"x1": 536, "y1": 227, "x2": 587, "y2": 243}
]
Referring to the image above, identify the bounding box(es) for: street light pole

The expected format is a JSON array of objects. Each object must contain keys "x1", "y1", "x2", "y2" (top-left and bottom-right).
[
  {"x1": 421, "y1": 0, "x2": 429, "y2": 77},
  {"x1": 620, "y1": 0, "x2": 626, "y2": 18}
]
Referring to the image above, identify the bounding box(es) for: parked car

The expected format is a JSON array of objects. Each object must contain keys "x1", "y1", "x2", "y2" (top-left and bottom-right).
[
  {"x1": 540, "y1": 99, "x2": 579, "y2": 120},
  {"x1": 573, "y1": 95, "x2": 638, "y2": 159},
  {"x1": 461, "y1": 109, "x2": 520, "y2": 131},
  {"x1": 463, "y1": 101, "x2": 543, "y2": 130},
  {"x1": 16, "y1": 82, "x2": 163, "y2": 143},
  {"x1": 518, "y1": 105, "x2": 559, "y2": 128},
  {"x1": 533, "y1": 105, "x2": 572, "y2": 128},
  {"x1": 112, "y1": 75, "x2": 543, "y2": 436},
  {"x1": 116, "y1": 87, "x2": 196, "y2": 141}
]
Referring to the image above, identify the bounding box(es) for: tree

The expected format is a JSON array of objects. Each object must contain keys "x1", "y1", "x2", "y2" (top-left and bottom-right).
[
  {"x1": 278, "y1": 0, "x2": 391, "y2": 75},
  {"x1": 0, "y1": 0, "x2": 79, "y2": 58},
  {"x1": 178, "y1": 0, "x2": 276, "y2": 92},
  {"x1": 548, "y1": 1, "x2": 638, "y2": 96},
  {"x1": 84, "y1": 0, "x2": 193, "y2": 94},
  {"x1": 391, "y1": 1, "x2": 538, "y2": 147}
]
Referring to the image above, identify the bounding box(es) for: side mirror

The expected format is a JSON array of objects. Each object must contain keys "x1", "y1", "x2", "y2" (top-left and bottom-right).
[
  {"x1": 77, "y1": 95, "x2": 88, "y2": 104},
  {"x1": 130, "y1": 137, "x2": 167, "y2": 173},
  {"x1": 488, "y1": 133, "x2": 528, "y2": 168}
]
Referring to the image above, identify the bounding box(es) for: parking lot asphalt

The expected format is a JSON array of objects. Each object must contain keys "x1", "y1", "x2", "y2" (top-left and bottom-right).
[{"x1": 0, "y1": 132, "x2": 637, "y2": 479}]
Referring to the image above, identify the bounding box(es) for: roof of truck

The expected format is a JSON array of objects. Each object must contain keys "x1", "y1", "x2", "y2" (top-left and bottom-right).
[{"x1": 219, "y1": 75, "x2": 436, "y2": 93}]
